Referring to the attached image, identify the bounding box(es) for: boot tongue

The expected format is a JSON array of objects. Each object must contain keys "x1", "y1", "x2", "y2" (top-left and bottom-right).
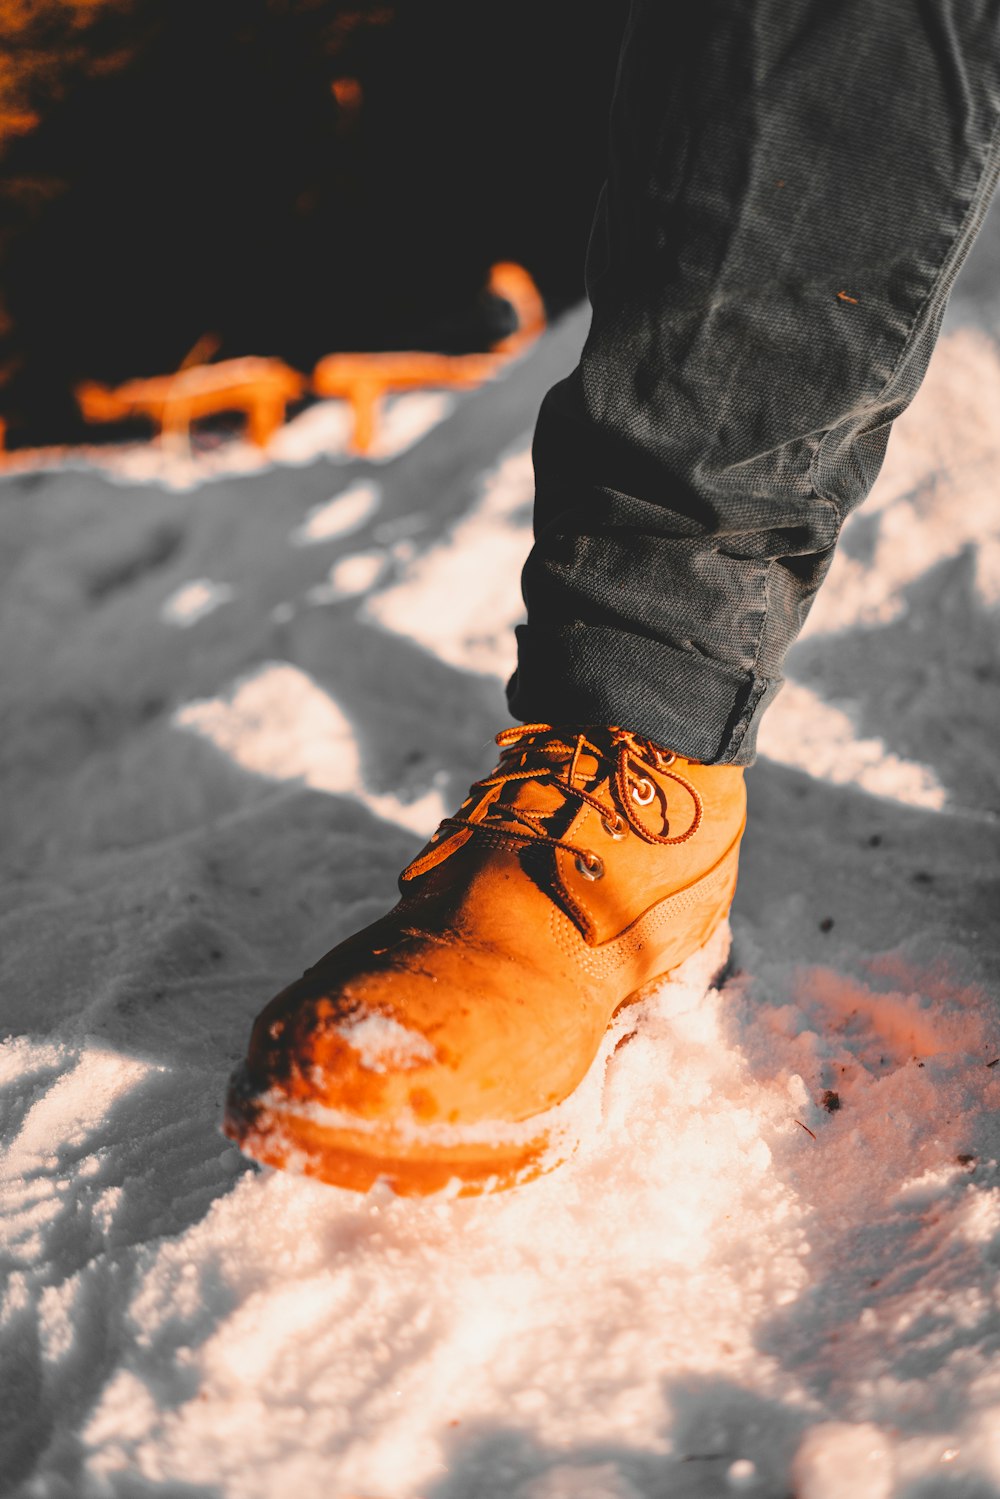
[{"x1": 400, "y1": 735, "x2": 609, "y2": 886}]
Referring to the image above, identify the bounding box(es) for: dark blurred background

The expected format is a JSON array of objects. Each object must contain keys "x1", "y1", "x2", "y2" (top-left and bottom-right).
[{"x1": 0, "y1": 0, "x2": 627, "y2": 448}]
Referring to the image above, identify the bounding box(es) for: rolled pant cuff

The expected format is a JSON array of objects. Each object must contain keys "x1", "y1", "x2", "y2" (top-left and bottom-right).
[{"x1": 506, "y1": 623, "x2": 782, "y2": 765}]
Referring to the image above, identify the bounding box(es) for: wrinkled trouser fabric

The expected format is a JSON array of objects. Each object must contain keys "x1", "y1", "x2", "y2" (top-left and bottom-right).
[{"x1": 507, "y1": 0, "x2": 1000, "y2": 764}]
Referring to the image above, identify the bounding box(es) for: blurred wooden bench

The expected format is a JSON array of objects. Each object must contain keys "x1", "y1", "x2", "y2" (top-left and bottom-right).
[
  {"x1": 76, "y1": 355, "x2": 307, "y2": 448},
  {"x1": 71, "y1": 261, "x2": 545, "y2": 456}
]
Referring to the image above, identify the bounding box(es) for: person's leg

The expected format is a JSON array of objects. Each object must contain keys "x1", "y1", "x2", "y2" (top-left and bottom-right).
[
  {"x1": 227, "y1": 2, "x2": 1000, "y2": 1195},
  {"x1": 509, "y1": 0, "x2": 1000, "y2": 765}
]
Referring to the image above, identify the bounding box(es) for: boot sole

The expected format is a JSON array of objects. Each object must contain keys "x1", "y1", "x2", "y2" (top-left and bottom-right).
[{"x1": 223, "y1": 909, "x2": 734, "y2": 1200}]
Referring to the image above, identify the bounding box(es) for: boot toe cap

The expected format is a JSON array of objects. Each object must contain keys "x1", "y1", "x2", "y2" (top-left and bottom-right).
[{"x1": 237, "y1": 931, "x2": 591, "y2": 1133}]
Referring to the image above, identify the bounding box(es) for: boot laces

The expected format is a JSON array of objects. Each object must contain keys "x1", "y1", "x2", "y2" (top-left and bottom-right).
[{"x1": 436, "y1": 723, "x2": 703, "y2": 879}]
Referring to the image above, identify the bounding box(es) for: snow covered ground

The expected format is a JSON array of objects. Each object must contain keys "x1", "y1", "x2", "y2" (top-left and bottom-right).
[{"x1": 2, "y1": 217, "x2": 1000, "y2": 1498}]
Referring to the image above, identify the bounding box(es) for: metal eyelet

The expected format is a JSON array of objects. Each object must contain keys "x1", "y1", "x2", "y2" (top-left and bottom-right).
[
  {"x1": 631, "y1": 777, "x2": 655, "y2": 806},
  {"x1": 575, "y1": 852, "x2": 604, "y2": 881},
  {"x1": 601, "y1": 812, "x2": 628, "y2": 840},
  {"x1": 654, "y1": 748, "x2": 676, "y2": 769}
]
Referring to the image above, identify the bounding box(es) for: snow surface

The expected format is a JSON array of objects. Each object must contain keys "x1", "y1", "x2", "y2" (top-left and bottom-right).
[{"x1": 2, "y1": 229, "x2": 1000, "y2": 1497}]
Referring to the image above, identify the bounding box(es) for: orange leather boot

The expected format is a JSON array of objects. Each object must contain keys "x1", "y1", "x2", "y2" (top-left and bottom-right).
[{"x1": 224, "y1": 724, "x2": 746, "y2": 1196}]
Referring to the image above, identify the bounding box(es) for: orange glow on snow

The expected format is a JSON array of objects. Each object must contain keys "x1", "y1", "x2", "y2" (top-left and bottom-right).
[{"x1": 793, "y1": 955, "x2": 990, "y2": 1067}]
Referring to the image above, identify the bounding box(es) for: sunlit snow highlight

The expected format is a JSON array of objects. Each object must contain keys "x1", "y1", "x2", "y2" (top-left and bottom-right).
[
  {"x1": 289, "y1": 479, "x2": 382, "y2": 546},
  {"x1": 758, "y1": 682, "x2": 947, "y2": 809},
  {"x1": 172, "y1": 660, "x2": 447, "y2": 836},
  {"x1": 806, "y1": 328, "x2": 1000, "y2": 632},
  {"x1": 1, "y1": 1044, "x2": 157, "y2": 1267},
  {"x1": 269, "y1": 392, "x2": 455, "y2": 469},
  {"x1": 161, "y1": 577, "x2": 235, "y2": 627},
  {"x1": 306, "y1": 548, "x2": 386, "y2": 604},
  {"x1": 366, "y1": 441, "x2": 534, "y2": 678},
  {"x1": 791, "y1": 1423, "x2": 895, "y2": 1499},
  {"x1": 369, "y1": 390, "x2": 456, "y2": 459}
]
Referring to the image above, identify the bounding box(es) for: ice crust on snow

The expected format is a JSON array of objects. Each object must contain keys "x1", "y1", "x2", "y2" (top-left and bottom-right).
[{"x1": 2, "y1": 265, "x2": 1000, "y2": 1498}]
